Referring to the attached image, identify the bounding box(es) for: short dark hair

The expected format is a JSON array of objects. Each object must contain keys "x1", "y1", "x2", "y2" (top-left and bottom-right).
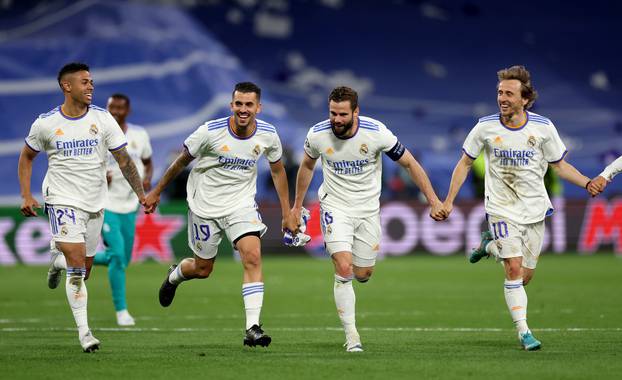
[
  {"x1": 233, "y1": 82, "x2": 261, "y2": 100},
  {"x1": 497, "y1": 65, "x2": 538, "y2": 109},
  {"x1": 109, "y1": 93, "x2": 130, "y2": 107},
  {"x1": 329, "y1": 86, "x2": 358, "y2": 111},
  {"x1": 57, "y1": 62, "x2": 90, "y2": 88}
]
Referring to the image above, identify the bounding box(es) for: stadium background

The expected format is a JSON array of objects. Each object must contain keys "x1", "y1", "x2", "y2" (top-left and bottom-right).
[{"x1": 1, "y1": 0, "x2": 621, "y2": 265}]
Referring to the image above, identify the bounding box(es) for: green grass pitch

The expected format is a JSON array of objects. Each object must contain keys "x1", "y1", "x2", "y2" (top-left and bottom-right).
[{"x1": 1, "y1": 254, "x2": 621, "y2": 379}]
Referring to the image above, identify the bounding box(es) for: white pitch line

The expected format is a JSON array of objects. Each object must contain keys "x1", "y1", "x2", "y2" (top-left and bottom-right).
[{"x1": 2, "y1": 327, "x2": 621, "y2": 333}]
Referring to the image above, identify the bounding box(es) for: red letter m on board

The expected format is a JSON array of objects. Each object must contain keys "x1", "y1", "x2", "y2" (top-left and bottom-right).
[{"x1": 579, "y1": 199, "x2": 622, "y2": 253}]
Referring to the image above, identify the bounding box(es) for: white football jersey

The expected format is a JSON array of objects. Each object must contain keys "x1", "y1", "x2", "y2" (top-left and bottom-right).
[
  {"x1": 600, "y1": 155, "x2": 622, "y2": 181},
  {"x1": 462, "y1": 111, "x2": 567, "y2": 224},
  {"x1": 105, "y1": 124, "x2": 152, "y2": 214},
  {"x1": 184, "y1": 117, "x2": 282, "y2": 219},
  {"x1": 304, "y1": 116, "x2": 399, "y2": 217},
  {"x1": 25, "y1": 105, "x2": 127, "y2": 213}
]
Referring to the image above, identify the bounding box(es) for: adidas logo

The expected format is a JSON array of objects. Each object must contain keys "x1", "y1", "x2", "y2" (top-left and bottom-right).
[
  {"x1": 220, "y1": 145, "x2": 231, "y2": 152},
  {"x1": 326, "y1": 147, "x2": 334, "y2": 155},
  {"x1": 55, "y1": 128, "x2": 64, "y2": 136}
]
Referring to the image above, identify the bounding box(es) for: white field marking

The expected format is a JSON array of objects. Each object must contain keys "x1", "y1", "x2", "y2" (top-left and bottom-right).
[{"x1": 2, "y1": 327, "x2": 621, "y2": 333}]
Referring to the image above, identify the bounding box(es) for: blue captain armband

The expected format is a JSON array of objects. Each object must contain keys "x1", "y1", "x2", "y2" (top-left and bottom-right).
[{"x1": 385, "y1": 141, "x2": 405, "y2": 161}]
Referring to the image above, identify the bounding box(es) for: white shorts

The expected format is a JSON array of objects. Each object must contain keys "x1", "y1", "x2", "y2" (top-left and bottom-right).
[
  {"x1": 187, "y1": 207, "x2": 267, "y2": 260},
  {"x1": 320, "y1": 206, "x2": 381, "y2": 268},
  {"x1": 487, "y1": 215, "x2": 545, "y2": 270},
  {"x1": 46, "y1": 204, "x2": 104, "y2": 257}
]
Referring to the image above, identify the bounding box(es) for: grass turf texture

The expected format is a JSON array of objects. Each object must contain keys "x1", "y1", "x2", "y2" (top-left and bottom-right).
[{"x1": 1, "y1": 254, "x2": 621, "y2": 379}]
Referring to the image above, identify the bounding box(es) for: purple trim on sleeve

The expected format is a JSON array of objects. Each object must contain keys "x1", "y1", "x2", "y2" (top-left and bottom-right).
[
  {"x1": 24, "y1": 139, "x2": 40, "y2": 152},
  {"x1": 548, "y1": 150, "x2": 568, "y2": 164},
  {"x1": 183, "y1": 143, "x2": 196, "y2": 158},
  {"x1": 462, "y1": 148, "x2": 477, "y2": 160},
  {"x1": 109, "y1": 142, "x2": 127, "y2": 152}
]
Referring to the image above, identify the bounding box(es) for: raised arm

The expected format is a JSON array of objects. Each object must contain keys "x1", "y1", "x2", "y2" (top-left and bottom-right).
[
  {"x1": 111, "y1": 146, "x2": 146, "y2": 200},
  {"x1": 291, "y1": 153, "x2": 318, "y2": 221},
  {"x1": 18, "y1": 145, "x2": 41, "y2": 216},
  {"x1": 143, "y1": 148, "x2": 195, "y2": 213},
  {"x1": 269, "y1": 160, "x2": 297, "y2": 232},
  {"x1": 443, "y1": 153, "x2": 475, "y2": 216},
  {"x1": 397, "y1": 149, "x2": 446, "y2": 221}
]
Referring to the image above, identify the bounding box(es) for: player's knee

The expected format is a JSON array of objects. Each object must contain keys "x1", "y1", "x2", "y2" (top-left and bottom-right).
[
  {"x1": 241, "y1": 248, "x2": 262, "y2": 269},
  {"x1": 505, "y1": 260, "x2": 522, "y2": 279},
  {"x1": 195, "y1": 264, "x2": 213, "y2": 279},
  {"x1": 108, "y1": 253, "x2": 126, "y2": 270},
  {"x1": 334, "y1": 263, "x2": 351, "y2": 278},
  {"x1": 354, "y1": 269, "x2": 373, "y2": 283}
]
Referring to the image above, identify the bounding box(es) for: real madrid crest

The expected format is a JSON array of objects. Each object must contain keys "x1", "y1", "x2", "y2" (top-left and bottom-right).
[
  {"x1": 253, "y1": 144, "x2": 261, "y2": 156},
  {"x1": 89, "y1": 124, "x2": 98, "y2": 135},
  {"x1": 196, "y1": 242, "x2": 203, "y2": 251},
  {"x1": 326, "y1": 225, "x2": 332, "y2": 235},
  {"x1": 61, "y1": 225, "x2": 69, "y2": 236},
  {"x1": 359, "y1": 143, "x2": 368, "y2": 155},
  {"x1": 527, "y1": 135, "x2": 536, "y2": 147}
]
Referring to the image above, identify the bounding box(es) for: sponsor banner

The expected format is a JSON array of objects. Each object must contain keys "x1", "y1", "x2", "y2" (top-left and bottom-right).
[
  {"x1": 0, "y1": 202, "x2": 230, "y2": 265},
  {"x1": 1, "y1": 198, "x2": 620, "y2": 265}
]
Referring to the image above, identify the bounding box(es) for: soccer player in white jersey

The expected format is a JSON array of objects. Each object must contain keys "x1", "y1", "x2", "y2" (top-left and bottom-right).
[
  {"x1": 90, "y1": 93, "x2": 153, "y2": 326},
  {"x1": 18, "y1": 62, "x2": 146, "y2": 352},
  {"x1": 442, "y1": 66, "x2": 593, "y2": 351},
  {"x1": 143, "y1": 82, "x2": 297, "y2": 347},
  {"x1": 292, "y1": 86, "x2": 447, "y2": 352},
  {"x1": 587, "y1": 155, "x2": 622, "y2": 196}
]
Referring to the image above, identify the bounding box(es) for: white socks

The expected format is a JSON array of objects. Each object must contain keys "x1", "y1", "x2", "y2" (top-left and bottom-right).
[
  {"x1": 504, "y1": 278, "x2": 529, "y2": 334},
  {"x1": 334, "y1": 274, "x2": 357, "y2": 335},
  {"x1": 242, "y1": 282, "x2": 264, "y2": 330},
  {"x1": 66, "y1": 267, "x2": 89, "y2": 338},
  {"x1": 168, "y1": 260, "x2": 188, "y2": 285}
]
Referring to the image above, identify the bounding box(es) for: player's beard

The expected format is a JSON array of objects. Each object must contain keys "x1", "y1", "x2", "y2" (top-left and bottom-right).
[
  {"x1": 233, "y1": 114, "x2": 256, "y2": 134},
  {"x1": 331, "y1": 118, "x2": 354, "y2": 137}
]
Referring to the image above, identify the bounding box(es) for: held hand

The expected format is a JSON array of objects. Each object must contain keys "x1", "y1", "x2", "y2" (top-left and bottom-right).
[
  {"x1": 283, "y1": 212, "x2": 299, "y2": 233},
  {"x1": 282, "y1": 208, "x2": 300, "y2": 233},
  {"x1": 442, "y1": 200, "x2": 454, "y2": 218},
  {"x1": 142, "y1": 191, "x2": 160, "y2": 214},
  {"x1": 429, "y1": 200, "x2": 448, "y2": 221},
  {"x1": 587, "y1": 176, "x2": 607, "y2": 197},
  {"x1": 20, "y1": 195, "x2": 41, "y2": 217},
  {"x1": 290, "y1": 207, "x2": 302, "y2": 228}
]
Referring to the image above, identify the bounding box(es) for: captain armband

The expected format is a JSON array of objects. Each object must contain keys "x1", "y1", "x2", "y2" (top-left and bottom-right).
[{"x1": 385, "y1": 141, "x2": 406, "y2": 161}]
